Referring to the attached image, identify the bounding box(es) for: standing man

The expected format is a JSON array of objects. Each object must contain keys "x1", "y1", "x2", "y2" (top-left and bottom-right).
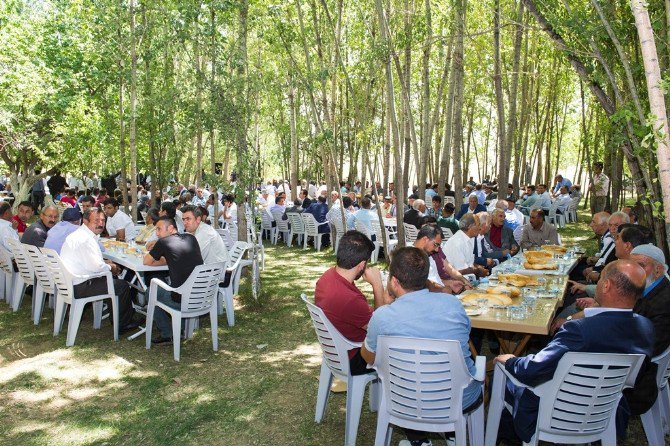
[
  {"x1": 143, "y1": 216, "x2": 204, "y2": 344},
  {"x1": 22, "y1": 205, "x2": 59, "y2": 248},
  {"x1": 361, "y1": 247, "x2": 482, "y2": 446},
  {"x1": 590, "y1": 161, "x2": 610, "y2": 213},
  {"x1": 314, "y1": 230, "x2": 387, "y2": 375},
  {"x1": 103, "y1": 198, "x2": 134, "y2": 242},
  {"x1": 31, "y1": 170, "x2": 46, "y2": 211},
  {"x1": 60, "y1": 208, "x2": 137, "y2": 333}
]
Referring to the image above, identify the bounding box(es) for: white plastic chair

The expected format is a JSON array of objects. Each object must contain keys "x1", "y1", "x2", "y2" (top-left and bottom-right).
[
  {"x1": 7, "y1": 239, "x2": 35, "y2": 312},
  {"x1": 330, "y1": 213, "x2": 347, "y2": 255},
  {"x1": 441, "y1": 227, "x2": 454, "y2": 240},
  {"x1": 484, "y1": 352, "x2": 645, "y2": 446},
  {"x1": 217, "y1": 242, "x2": 250, "y2": 327},
  {"x1": 0, "y1": 245, "x2": 15, "y2": 305},
  {"x1": 372, "y1": 219, "x2": 397, "y2": 258},
  {"x1": 567, "y1": 197, "x2": 581, "y2": 223},
  {"x1": 260, "y1": 210, "x2": 276, "y2": 241},
  {"x1": 640, "y1": 345, "x2": 670, "y2": 445},
  {"x1": 355, "y1": 220, "x2": 381, "y2": 263},
  {"x1": 286, "y1": 212, "x2": 305, "y2": 247},
  {"x1": 216, "y1": 227, "x2": 236, "y2": 251},
  {"x1": 42, "y1": 248, "x2": 119, "y2": 347},
  {"x1": 302, "y1": 294, "x2": 379, "y2": 446},
  {"x1": 545, "y1": 202, "x2": 566, "y2": 228},
  {"x1": 24, "y1": 245, "x2": 55, "y2": 325},
  {"x1": 271, "y1": 211, "x2": 290, "y2": 246},
  {"x1": 145, "y1": 262, "x2": 224, "y2": 361},
  {"x1": 302, "y1": 213, "x2": 329, "y2": 251},
  {"x1": 444, "y1": 196, "x2": 456, "y2": 205},
  {"x1": 373, "y1": 336, "x2": 486, "y2": 446},
  {"x1": 403, "y1": 223, "x2": 418, "y2": 244}
]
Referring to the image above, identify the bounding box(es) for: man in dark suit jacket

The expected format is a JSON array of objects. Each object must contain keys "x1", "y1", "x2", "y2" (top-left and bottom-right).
[
  {"x1": 304, "y1": 196, "x2": 330, "y2": 235},
  {"x1": 456, "y1": 195, "x2": 486, "y2": 220},
  {"x1": 495, "y1": 260, "x2": 655, "y2": 443},
  {"x1": 403, "y1": 199, "x2": 426, "y2": 229}
]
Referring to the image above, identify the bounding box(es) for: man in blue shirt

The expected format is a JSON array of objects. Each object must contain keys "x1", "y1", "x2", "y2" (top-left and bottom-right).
[
  {"x1": 551, "y1": 174, "x2": 572, "y2": 197},
  {"x1": 346, "y1": 196, "x2": 379, "y2": 232},
  {"x1": 361, "y1": 247, "x2": 482, "y2": 446},
  {"x1": 44, "y1": 208, "x2": 82, "y2": 254}
]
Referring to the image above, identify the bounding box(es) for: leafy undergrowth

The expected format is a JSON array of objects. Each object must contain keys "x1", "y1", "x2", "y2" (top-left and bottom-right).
[{"x1": 0, "y1": 216, "x2": 650, "y2": 445}]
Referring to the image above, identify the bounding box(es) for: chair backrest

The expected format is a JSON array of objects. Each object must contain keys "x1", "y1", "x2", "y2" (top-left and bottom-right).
[
  {"x1": 444, "y1": 196, "x2": 455, "y2": 205},
  {"x1": 271, "y1": 211, "x2": 290, "y2": 231},
  {"x1": 228, "y1": 241, "x2": 251, "y2": 264},
  {"x1": 301, "y1": 294, "x2": 354, "y2": 378},
  {"x1": 354, "y1": 220, "x2": 373, "y2": 241},
  {"x1": 441, "y1": 227, "x2": 453, "y2": 240},
  {"x1": 0, "y1": 243, "x2": 14, "y2": 274},
  {"x1": 7, "y1": 239, "x2": 34, "y2": 283},
  {"x1": 25, "y1": 245, "x2": 55, "y2": 293},
  {"x1": 41, "y1": 248, "x2": 76, "y2": 303},
  {"x1": 302, "y1": 213, "x2": 320, "y2": 236},
  {"x1": 287, "y1": 213, "x2": 305, "y2": 233},
  {"x1": 216, "y1": 228, "x2": 236, "y2": 250},
  {"x1": 260, "y1": 210, "x2": 274, "y2": 229},
  {"x1": 374, "y1": 336, "x2": 473, "y2": 426},
  {"x1": 653, "y1": 345, "x2": 670, "y2": 390},
  {"x1": 403, "y1": 223, "x2": 418, "y2": 244},
  {"x1": 371, "y1": 219, "x2": 386, "y2": 242},
  {"x1": 330, "y1": 212, "x2": 346, "y2": 233},
  {"x1": 534, "y1": 352, "x2": 644, "y2": 438},
  {"x1": 176, "y1": 263, "x2": 225, "y2": 313}
]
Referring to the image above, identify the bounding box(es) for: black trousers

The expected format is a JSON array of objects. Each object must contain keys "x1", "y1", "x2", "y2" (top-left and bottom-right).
[
  {"x1": 350, "y1": 348, "x2": 375, "y2": 376},
  {"x1": 73, "y1": 277, "x2": 135, "y2": 327},
  {"x1": 32, "y1": 191, "x2": 45, "y2": 211}
]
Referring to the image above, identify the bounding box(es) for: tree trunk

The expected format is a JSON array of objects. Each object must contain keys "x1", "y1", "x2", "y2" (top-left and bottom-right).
[
  {"x1": 493, "y1": 0, "x2": 508, "y2": 195},
  {"x1": 451, "y1": 0, "x2": 467, "y2": 209},
  {"x1": 128, "y1": 0, "x2": 139, "y2": 223}
]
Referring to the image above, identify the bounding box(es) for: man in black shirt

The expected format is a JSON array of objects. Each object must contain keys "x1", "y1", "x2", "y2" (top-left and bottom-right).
[
  {"x1": 143, "y1": 216, "x2": 203, "y2": 344},
  {"x1": 22, "y1": 205, "x2": 58, "y2": 247}
]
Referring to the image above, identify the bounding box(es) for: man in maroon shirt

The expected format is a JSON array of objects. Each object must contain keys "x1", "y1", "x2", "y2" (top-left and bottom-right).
[
  {"x1": 12, "y1": 201, "x2": 33, "y2": 235},
  {"x1": 315, "y1": 230, "x2": 389, "y2": 375}
]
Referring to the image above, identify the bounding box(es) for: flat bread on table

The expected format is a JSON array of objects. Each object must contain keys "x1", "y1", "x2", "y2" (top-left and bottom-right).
[
  {"x1": 543, "y1": 245, "x2": 567, "y2": 254},
  {"x1": 523, "y1": 261, "x2": 558, "y2": 270},
  {"x1": 497, "y1": 273, "x2": 540, "y2": 287},
  {"x1": 524, "y1": 251, "x2": 553, "y2": 264},
  {"x1": 487, "y1": 285, "x2": 521, "y2": 298},
  {"x1": 461, "y1": 292, "x2": 513, "y2": 306}
]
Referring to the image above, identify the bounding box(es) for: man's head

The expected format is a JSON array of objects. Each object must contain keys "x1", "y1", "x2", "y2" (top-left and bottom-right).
[
  {"x1": 317, "y1": 195, "x2": 327, "y2": 204},
  {"x1": 342, "y1": 196, "x2": 353, "y2": 208},
  {"x1": 16, "y1": 201, "x2": 33, "y2": 222},
  {"x1": 387, "y1": 247, "x2": 429, "y2": 298},
  {"x1": 615, "y1": 225, "x2": 654, "y2": 259},
  {"x1": 330, "y1": 191, "x2": 339, "y2": 201},
  {"x1": 83, "y1": 208, "x2": 105, "y2": 235},
  {"x1": 593, "y1": 162, "x2": 604, "y2": 174},
  {"x1": 0, "y1": 202, "x2": 12, "y2": 222},
  {"x1": 275, "y1": 196, "x2": 286, "y2": 206},
  {"x1": 595, "y1": 260, "x2": 646, "y2": 308},
  {"x1": 506, "y1": 196, "x2": 517, "y2": 209},
  {"x1": 621, "y1": 206, "x2": 638, "y2": 224},
  {"x1": 413, "y1": 224, "x2": 442, "y2": 255},
  {"x1": 40, "y1": 206, "x2": 59, "y2": 229},
  {"x1": 476, "y1": 212, "x2": 490, "y2": 235},
  {"x1": 443, "y1": 203, "x2": 455, "y2": 217},
  {"x1": 102, "y1": 198, "x2": 120, "y2": 218},
  {"x1": 361, "y1": 197, "x2": 371, "y2": 210},
  {"x1": 408, "y1": 193, "x2": 418, "y2": 207},
  {"x1": 495, "y1": 200, "x2": 508, "y2": 212},
  {"x1": 62, "y1": 208, "x2": 82, "y2": 225},
  {"x1": 79, "y1": 196, "x2": 96, "y2": 213},
  {"x1": 491, "y1": 209, "x2": 505, "y2": 227},
  {"x1": 145, "y1": 207, "x2": 160, "y2": 226},
  {"x1": 459, "y1": 213, "x2": 480, "y2": 238},
  {"x1": 413, "y1": 199, "x2": 426, "y2": 213},
  {"x1": 608, "y1": 211, "x2": 630, "y2": 236},
  {"x1": 468, "y1": 195, "x2": 478, "y2": 209},
  {"x1": 181, "y1": 205, "x2": 203, "y2": 234},
  {"x1": 529, "y1": 209, "x2": 545, "y2": 230},
  {"x1": 555, "y1": 175, "x2": 563, "y2": 183},
  {"x1": 160, "y1": 201, "x2": 177, "y2": 218},
  {"x1": 630, "y1": 244, "x2": 668, "y2": 287},
  {"x1": 525, "y1": 185, "x2": 536, "y2": 196},
  {"x1": 299, "y1": 189, "x2": 308, "y2": 200},
  {"x1": 196, "y1": 188, "x2": 204, "y2": 198},
  {"x1": 431, "y1": 195, "x2": 442, "y2": 210},
  {"x1": 589, "y1": 212, "x2": 611, "y2": 236},
  {"x1": 559, "y1": 186, "x2": 568, "y2": 195},
  {"x1": 336, "y1": 230, "x2": 375, "y2": 279},
  {"x1": 155, "y1": 216, "x2": 178, "y2": 239},
  {"x1": 538, "y1": 184, "x2": 548, "y2": 195}
]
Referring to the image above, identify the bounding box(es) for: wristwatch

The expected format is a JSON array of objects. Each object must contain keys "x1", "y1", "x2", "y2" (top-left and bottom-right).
[{"x1": 566, "y1": 315, "x2": 573, "y2": 321}]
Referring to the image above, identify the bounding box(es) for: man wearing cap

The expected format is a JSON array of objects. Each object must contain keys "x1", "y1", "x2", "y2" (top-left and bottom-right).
[
  {"x1": 44, "y1": 208, "x2": 83, "y2": 254},
  {"x1": 380, "y1": 196, "x2": 392, "y2": 217},
  {"x1": 504, "y1": 196, "x2": 524, "y2": 230},
  {"x1": 22, "y1": 205, "x2": 59, "y2": 248}
]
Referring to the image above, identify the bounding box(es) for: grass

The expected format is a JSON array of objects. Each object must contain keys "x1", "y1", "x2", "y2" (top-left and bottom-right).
[{"x1": 0, "y1": 211, "x2": 651, "y2": 445}]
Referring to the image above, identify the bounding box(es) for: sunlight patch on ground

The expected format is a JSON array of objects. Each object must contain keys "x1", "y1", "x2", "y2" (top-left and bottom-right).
[
  {"x1": 50, "y1": 424, "x2": 116, "y2": 446},
  {"x1": 260, "y1": 342, "x2": 322, "y2": 366}
]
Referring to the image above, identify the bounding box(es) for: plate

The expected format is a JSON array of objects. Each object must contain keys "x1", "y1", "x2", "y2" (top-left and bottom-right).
[{"x1": 465, "y1": 309, "x2": 484, "y2": 317}]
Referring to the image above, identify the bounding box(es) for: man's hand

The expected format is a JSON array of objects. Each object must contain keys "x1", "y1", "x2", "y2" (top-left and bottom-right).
[
  {"x1": 586, "y1": 256, "x2": 597, "y2": 266},
  {"x1": 586, "y1": 271, "x2": 600, "y2": 283},
  {"x1": 486, "y1": 258, "x2": 495, "y2": 267},
  {"x1": 568, "y1": 280, "x2": 585, "y2": 294},
  {"x1": 583, "y1": 266, "x2": 593, "y2": 277},
  {"x1": 445, "y1": 279, "x2": 465, "y2": 294},
  {"x1": 576, "y1": 297, "x2": 596, "y2": 309},
  {"x1": 145, "y1": 240, "x2": 156, "y2": 251},
  {"x1": 550, "y1": 317, "x2": 568, "y2": 335},
  {"x1": 495, "y1": 354, "x2": 515, "y2": 365},
  {"x1": 11, "y1": 218, "x2": 18, "y2": 230},
  {"x1": 362, "y1": 266, "x2": 382, "y2": 288},
  {"x1": 106, "y1": 260, "x2": 121, "y2": 276}
]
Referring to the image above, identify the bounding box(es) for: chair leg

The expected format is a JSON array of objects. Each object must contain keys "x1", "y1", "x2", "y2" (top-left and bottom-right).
[
  {"x1": 224, "y1": 287, "x2": 235, "y2": 327},
  {"x1": 92, "y1": 300, "x2": 103, "y2": 329},
  {"x1": 217, "y1": 289, "x2": 225, "y2": 316},
  {"x1": 373, "y1": 407, "x2": 391, "y2": 446},
  {"x1": 344, "y1": 376, "x2": 368, "y2": 446},
  {"x1": 11, "y1": 281, "x2": 26, "y2": 312},
  {"x1": 66, "y1": 301, "x2": 86, "y2": 347},
  {"x1": 485, "y1": 367, "x2": 507, "y2": 446},
  {"x1": 210, "y1": 307, "x2": 218, "y2": 352},
  {"x1": 171, "y1": 313, "x2": 182, "y2": 361},
  {"x1": 660, "y1": 386, "x2": 670, "y2": 434},
  {"x1": 641, "y1": 400, "x2": 664, "y2": 446},
  {"x1": 0, "y1": 272, "x2": 5, "y2": 303},
  {"x1": 316, "y1": 235, "x2": 322, "y2": 252},
  {"x1": 54, "y1": 299, "x2": 68, "y2": 336},
  {"x1": 33, "y1": 286, "x2": 45, "y2": 325},
  {"x1": 145, "y1": 299, "x2": 155, "y2": 350},
  {"x1": 369, "y1": 379, "x2": 380, "y2": 412},
  {"x1": 111, "y1": 296, "x2": 119, "y2": 341},
  {"x1": 315, "y1": 361, "x2": 333, "y2": 423},
  {"x1": 600, "y1": 424, "x2": 617, "y2": 446},
  {"x1": 468, "y1": 403, "x2": 485, "y2": 446}
]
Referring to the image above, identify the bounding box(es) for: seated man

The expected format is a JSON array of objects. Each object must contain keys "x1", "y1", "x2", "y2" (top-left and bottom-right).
[
  {"x1": 103, "y1": 198, "x2": 134, "y2": 242},
  {"x1": 304, "y1": 195, "x2": 331, "y2": 244},
  {"x1": 314, "y1": 230, "x2": 387, "y2": 375},
  {"x1": 12, "y1": 201, "x2": 33, "y2": 235},
  {"x1": 76, "y1": 195, "x2": 96, "y2": 214},
  {"x1": 0, "y1": 201, "x2": 19, "y2": 253},
  {"x1": 517, "y1": 185, "x2": 538, "y2": 213},
  {"x1": 269, "y1": 195, "x2": 287, "y2": 216},
  {"x1": 554, "y1": 186, "x2": 572, "y2": 213},
  {"x1": 503, "y1": 196, "x2": 524, "y2": 231},
  {"x1": 444, "y1": 213, "x2": 488, "y2": 278},
  {"x1": 569, "y1": 212, "x2": 611, "y2": 281},
  {"x1": 159, "y1": 201, "x2": 184, "y2": 234},
  {"x1": 222, "y1": 194, "x2": 238, "y2": 224},
  {"x1": 485, "y1": 209, "x2": 519, "y2": 260},
  {"x1": 181, "y1": 205, "x2": 228, "y2": 265},
  {"x1": 425, "y1": 195, "x2": 442, "y2": 218},
  {"x1": 22, "y1": 205, "x2": 59, "y2": 248},
  {"x1": 518, "y1": 209, "x2": 559, "y2": 250},
  {"x1": 495, "y1": 260, "x2": 654, "y2": 443},
  {"x1": 44, "y1": 208, "x2": 82, "y2": 254},
  {"x1": 347, "y1": 196, "x2": 379, "y2": 231},
  {"x1": 456, "y1": 194, "x2": 485, "y2": 220},
  {"x1": 403, "y1": 199, "x2": 426, "y2": 229},
  {"x1": 143, "y1": 216, "x2": 204, "y2": 344},
  {"x1": 361, "y1": 247, "x2": 482, "y2": 446},
  {"x1": 534, "y1": 184, "x2": 552, "y2": 209},
  {"x1": 581, "y1": 211, "x2": 630, "y2": 282},
  {"x1": 414, "y1": 224, "x2": 470, "y2": 294},
  {"x1": 135, "y1": 207, "x2": 159, "y2": 245},
  {"x1": 436, "y1": 202, "x2": 459, "y2": 235},
  {"x1": 60, "y1": 208, "x2": 137, "y2": 333}
]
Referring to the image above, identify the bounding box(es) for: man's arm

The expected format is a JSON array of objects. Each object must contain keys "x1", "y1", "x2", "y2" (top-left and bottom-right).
[
  {"x1": 116, "y1": 228, "x2": 126, "y2": 242},
  {"x1": 360, "y1": 343, "x2": 376, "y2": 365}
]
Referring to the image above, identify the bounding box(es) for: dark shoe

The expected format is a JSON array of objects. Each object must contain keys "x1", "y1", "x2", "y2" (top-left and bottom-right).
[
  {"x1": 119, "y1": 321, "x2": 141, "y2": 334},
  {"x1": 151, "y1": 336, "x2": 173, "y2": 345}
]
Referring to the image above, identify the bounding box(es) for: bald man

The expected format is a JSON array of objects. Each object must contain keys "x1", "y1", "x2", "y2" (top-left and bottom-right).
[{"x1": 494, "y1": 260, "x2": 655, "y2": 443}]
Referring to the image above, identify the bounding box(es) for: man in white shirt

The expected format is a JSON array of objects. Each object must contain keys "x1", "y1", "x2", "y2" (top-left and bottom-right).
[
  {"x1": 222, "y1": 194, "x2": 238, "y2": 224},
  {"x1": 444, "y1": 213, "x2": 488, "y2": 277},
  {"x1": 181, "y1": 205, "x2": 229, "y2": 265},
  {"x1": 191, "y1": 188, "x2": 208, "y2": 207},
  {"x1": 60, "y1": 208, "x2": 137, "y2": 332},
  {"x1": 535, "y1": 184, "x2": 552, "y2": 209},
  {"x1": 554, "y1": 186, "x2": 572, "y2": 213},
  {"x1": 413, "y1": 224, "x2": 470, "y2": 294},
  {"x1": 504, "y1": 196, "x2": 524, "y2": 230},
  {"x1": 0, "y1": 201, "x2": 19, "y2": 253},
  {"x1": 103, "y1": 198, "x2": 134, "y2": 241}
]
